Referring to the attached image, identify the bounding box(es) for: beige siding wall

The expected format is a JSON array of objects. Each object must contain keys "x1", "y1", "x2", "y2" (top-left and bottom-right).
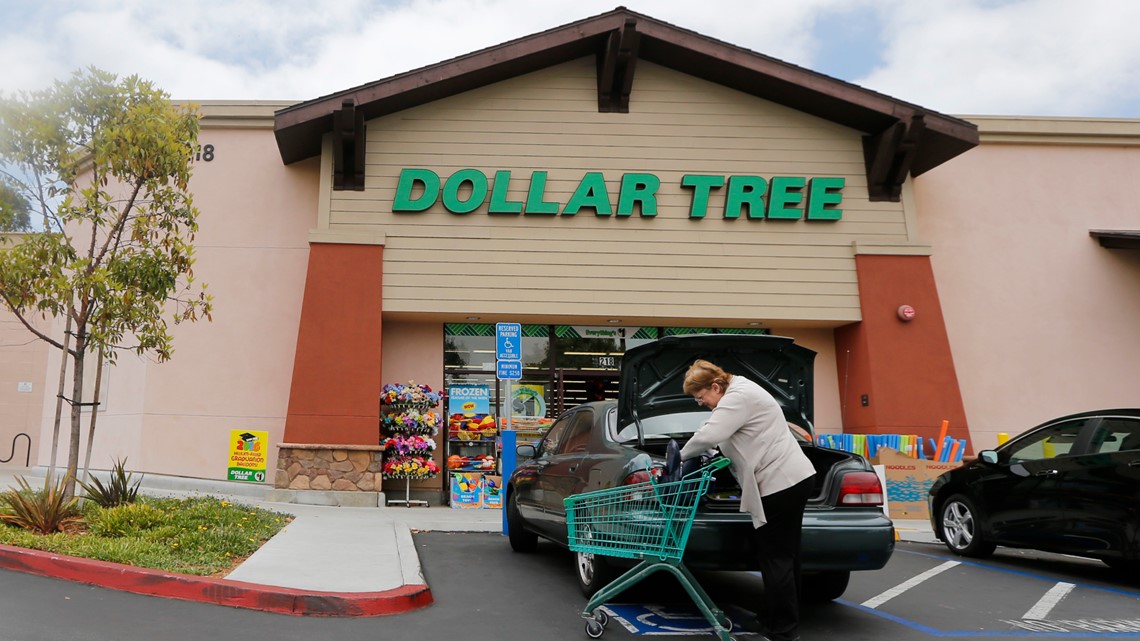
[{"x1": 328, "y1": 58, "x2": 915, "y2": 326}]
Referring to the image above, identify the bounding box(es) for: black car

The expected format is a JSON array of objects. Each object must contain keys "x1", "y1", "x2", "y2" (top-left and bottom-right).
[
  {"x1": 929, "y1": 409, "x2": 1140, "y2": 571},
  {"x1": 505, "y1": 334, "x2": 895, "y2": 602}
]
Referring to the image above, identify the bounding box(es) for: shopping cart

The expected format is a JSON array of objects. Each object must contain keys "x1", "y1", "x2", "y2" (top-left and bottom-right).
[{"x1": 564, "y1": 457, "x2": 735, "y2": 640}]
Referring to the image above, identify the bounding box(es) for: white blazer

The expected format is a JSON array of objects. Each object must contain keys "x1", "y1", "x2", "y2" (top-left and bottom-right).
[{"x1": 679, "y1": 375, "x2": 815, "y2": 528}]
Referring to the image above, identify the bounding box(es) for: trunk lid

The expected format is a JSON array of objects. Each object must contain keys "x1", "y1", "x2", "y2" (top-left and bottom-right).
[{"x1": 617, "y1": 334, "x2": 816, "y2": 445}]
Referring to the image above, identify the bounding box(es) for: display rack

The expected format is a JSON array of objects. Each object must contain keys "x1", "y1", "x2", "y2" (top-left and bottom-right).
[
  {"x1": 380, "y1": 383, "x2": 442, "y2": 507},
  {"x1": 445, "y1": 412, "x2": 499, "y2": 506}
]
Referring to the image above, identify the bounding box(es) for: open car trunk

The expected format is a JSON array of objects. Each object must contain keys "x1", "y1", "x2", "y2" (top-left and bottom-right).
[{"x1": 626, "y1": 437, "x2": 862, "y2": 507}]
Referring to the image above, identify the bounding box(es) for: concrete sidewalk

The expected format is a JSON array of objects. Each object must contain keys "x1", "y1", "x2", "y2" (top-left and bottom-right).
[{"x1": 0, "y1": 466, "x2": 935, "y2": 616}]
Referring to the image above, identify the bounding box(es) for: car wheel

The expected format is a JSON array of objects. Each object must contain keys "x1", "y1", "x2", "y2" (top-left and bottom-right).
[
  {"x1": 1103, "y1": 558, "x2": 1140, "y2": 574},
  {"x1": 940, "y1": 494, "x2": 996, "y2": 558},
  {"x1": 506, "y1": 490, "x2": 538, "y2": 553},
  {"x1": 576, "y1": 548, "x2": 617, "y2": 597},
  {"x1": 801, "y1": 571, "x2": 850, "y2": 603}
]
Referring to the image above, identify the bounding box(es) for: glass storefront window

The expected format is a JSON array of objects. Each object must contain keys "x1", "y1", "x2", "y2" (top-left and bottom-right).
[{"x1": 443, "y1": 324, "x2": 767, "y2": 418}]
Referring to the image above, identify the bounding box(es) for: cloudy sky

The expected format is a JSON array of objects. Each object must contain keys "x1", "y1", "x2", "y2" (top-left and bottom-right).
[{"x1": 1, "y1": 0, "x2": 1138, "y2": 118}]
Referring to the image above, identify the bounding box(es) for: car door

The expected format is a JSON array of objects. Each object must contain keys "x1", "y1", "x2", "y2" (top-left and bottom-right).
[
  {"x1": 534, "y1": 408, "x2": 595, "y2": 542},
  {"x1": 1060, "y1": 415, "x2": 1140, "y2": 559},
  {"x1": 979, "y1": 417, "x2": 1090, "y2": 548},
  {"x1": 512, "y1": 413, "x2": 576, "y2": 532}
]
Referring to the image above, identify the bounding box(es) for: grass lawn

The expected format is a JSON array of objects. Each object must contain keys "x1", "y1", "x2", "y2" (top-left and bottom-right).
[{"x1": 0, "y1": 494, "x2": 292, "y2": 577}]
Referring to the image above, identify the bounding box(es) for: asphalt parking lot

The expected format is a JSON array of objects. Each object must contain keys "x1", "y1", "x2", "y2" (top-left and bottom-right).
[{"x1": 415, "y1": 532, "x2": 1140, "y2": 640}]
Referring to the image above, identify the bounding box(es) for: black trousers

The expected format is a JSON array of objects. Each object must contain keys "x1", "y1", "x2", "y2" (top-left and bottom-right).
[{"x1": 751, "y1": 474, "x2": 815, "y2": 641}]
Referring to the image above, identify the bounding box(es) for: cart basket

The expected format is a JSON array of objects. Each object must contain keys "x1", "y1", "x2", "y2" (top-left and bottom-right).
[{"x1": 565, "y1": 457, "x2": 731, "y2": 562}]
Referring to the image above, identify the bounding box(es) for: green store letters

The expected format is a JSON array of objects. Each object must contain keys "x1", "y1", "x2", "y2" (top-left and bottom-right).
[{"x1": 391, "y1": 168, "x2": 844, "y2": 221}]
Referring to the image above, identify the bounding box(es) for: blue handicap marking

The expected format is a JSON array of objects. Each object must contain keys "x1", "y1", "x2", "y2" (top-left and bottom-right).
[
  {"x1": 599, "y1": 604, "x2": 750, "y2": 635},
  {"x1": 496, "y1": 322, "x2": 521, "y2": 361}
]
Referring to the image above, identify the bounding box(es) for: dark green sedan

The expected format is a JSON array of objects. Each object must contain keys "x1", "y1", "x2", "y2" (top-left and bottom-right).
[{"x1": 505, "y1": 334, "x2": 895, "y2": 602}]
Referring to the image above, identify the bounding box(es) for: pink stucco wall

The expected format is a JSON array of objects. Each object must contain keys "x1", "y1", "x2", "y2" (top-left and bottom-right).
[
  {"x1": 0, "y1": 287, "x2": 47, "y2": 469},
  {"x1": 914, "y1": 131, "x2": 1140, "y2": 449},
  {"x1": 35, "y1": 125, "x2": 318, "y2": 479}
]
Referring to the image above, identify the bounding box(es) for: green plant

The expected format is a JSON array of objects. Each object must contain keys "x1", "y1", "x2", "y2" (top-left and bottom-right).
[
  {"x1": 87, "y1": 502, "x2": 165, "y2": 537},
  {"x1": 0, "y1": 475, "x2": 82, "y2": 534},
  {"x1": 78, "y1": 457, "x2": 142, "y2": 508}
]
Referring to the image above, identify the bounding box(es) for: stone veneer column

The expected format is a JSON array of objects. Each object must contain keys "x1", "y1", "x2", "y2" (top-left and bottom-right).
[{"x1": 274, "y1": 444, "x2": 384, "y2": 491}]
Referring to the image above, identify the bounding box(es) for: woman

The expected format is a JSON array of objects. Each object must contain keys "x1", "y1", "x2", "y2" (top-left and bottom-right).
[{"x1": 679, "y1": 359, "x2": 815, "y2": 641}]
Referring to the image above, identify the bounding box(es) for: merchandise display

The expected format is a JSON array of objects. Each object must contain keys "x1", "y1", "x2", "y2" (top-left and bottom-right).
[
  {"x1": 450, "y1": 472, "x2": 484, "y2": 508},
  {"x1": 381, "y1": 382, "x2": 442, "y2": 507},
  {"x1": 445, "y1": 400, "x2": 500, "y2": 508},
  {"x1": 449, "y1": 413, "x2": 497, "y2": 441}
]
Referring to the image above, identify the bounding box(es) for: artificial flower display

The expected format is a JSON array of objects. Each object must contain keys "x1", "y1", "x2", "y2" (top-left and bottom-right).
[
  {"x1": 381, "y1": 434, "x2": 436, "y2": 456},
  {"x1": 381, "y1": 381, "x2": 444, "y2": 407},
  {"x1": 382, "y1": 409, "x2": 440, "y2": 434},
  {"x1": 382, "y1": 456, "x2": 440, "y2": 480}
]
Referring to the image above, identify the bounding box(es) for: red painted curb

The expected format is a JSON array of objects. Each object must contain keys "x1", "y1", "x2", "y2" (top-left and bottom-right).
[{"x1": 0, "y1": 543, "x2": 433, "y2": 616}]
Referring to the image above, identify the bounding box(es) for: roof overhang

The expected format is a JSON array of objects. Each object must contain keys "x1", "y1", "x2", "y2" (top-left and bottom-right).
[
  {"x1": 1090, "y1": 229, "x2": 1140, "y2": 250},
  {"x1": 274, "y1": 7, "x2": 979, "y2": 196}
]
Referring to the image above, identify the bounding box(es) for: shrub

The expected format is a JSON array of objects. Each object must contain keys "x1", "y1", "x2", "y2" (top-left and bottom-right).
[
  {"x1": 87, "y1": 502, "x2": 167, "y2": 537},
  {"x1": 0, "y1": 475, "x2": 82, "y2": 534},
  {"x1": 78, "y1": 458, "x2": 142, "y2": 508}
]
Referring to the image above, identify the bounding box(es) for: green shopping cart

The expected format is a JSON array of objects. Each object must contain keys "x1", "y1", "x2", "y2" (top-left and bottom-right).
[{"x1": 564, "y1": 457, "x2": 736, "y2": 640}]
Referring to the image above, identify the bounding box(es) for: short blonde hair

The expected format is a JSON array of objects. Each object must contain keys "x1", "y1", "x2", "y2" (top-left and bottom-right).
[{"x1": 683, "y1": 359, "x2": 732, "y2": 395}]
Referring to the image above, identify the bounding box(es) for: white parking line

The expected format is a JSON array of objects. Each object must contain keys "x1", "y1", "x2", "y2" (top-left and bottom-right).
[
  {"x1": 860, "y1": 560, "x2": 961, "y2": 609},
  {"x1": 1022, "y1": 582, "x2": 1076, "y2": 620}
]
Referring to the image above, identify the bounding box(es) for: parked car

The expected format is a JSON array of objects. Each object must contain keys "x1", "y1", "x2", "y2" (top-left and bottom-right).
[
  {"x1": 929, "y1": 409, "x2": 1140, "y2": 572},
  {"x1": 505, "y1": 334, "x2": 895, "y2": 602}
]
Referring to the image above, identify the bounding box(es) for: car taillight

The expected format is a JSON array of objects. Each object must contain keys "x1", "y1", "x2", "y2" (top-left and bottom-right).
[
  {"x1": 622, "y1": 470, "x2": 653, "y2": 485},
  {"x1": 620, "y1": 469, "x2": 659, "y2": 501},
  {"x1": 837, "y1": 471, "x2": 884, "y2": 506}
]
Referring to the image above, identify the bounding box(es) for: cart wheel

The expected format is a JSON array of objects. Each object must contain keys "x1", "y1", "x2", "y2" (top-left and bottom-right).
[
  {"x1": 585, "y1": 620, "x2": 605, "y2": 638},
  {"x1": 593, "y1": 609, "x2": 609, "y2": 628}
]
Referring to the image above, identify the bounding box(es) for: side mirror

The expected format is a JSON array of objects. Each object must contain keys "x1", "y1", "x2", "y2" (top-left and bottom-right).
[
  {"x1": 980, "y1": 450, "x2": 999, "y2": 465},
  {"x1": 516, "y1": 444, "x2": 537, "y2": 459}
]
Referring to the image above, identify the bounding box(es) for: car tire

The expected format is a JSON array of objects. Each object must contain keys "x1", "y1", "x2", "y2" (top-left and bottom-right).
[
  {"x1": 575, "y1": 547, "x2": 618, "y2": 597},
  {"x1": 801, "y1": 570, "x2": 850, "y2": 603},
  {"x1": 1103, "y1": 558, "x2": 1140, "y2": 574},
  {"x1": 939, "y1": 494, "x2": 996, "y2": 558},
  {"x1": 507, "y1": 490, "x2": 538, "y2": 553}
]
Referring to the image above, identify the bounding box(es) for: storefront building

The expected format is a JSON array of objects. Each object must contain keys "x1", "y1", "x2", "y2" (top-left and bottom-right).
[{"x1": 2, "y1": 9, "x2": 1137, "y2": 499}]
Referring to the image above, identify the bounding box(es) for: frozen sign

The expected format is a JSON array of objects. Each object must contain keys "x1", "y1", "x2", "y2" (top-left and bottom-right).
[{"x1": 449, "y1": 384, "x2": 490, "y2": 415}]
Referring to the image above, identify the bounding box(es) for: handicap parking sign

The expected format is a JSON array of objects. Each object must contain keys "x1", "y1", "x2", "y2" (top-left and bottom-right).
[{"x1": 496, "y1": 322, "x2": 521, "y2": 361}]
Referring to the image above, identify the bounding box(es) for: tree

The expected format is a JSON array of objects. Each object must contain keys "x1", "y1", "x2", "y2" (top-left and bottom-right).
[
  {"x1": 0, "y1": 179, "x2": 32, "y2": 231},
  {"x1": 0, "y1": 67, "x2": 213, "y2": 497}
]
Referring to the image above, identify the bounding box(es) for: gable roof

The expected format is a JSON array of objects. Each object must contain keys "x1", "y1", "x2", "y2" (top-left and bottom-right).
[{"x1": 274, "y1": 7, "x2": 978, "y2": 184}]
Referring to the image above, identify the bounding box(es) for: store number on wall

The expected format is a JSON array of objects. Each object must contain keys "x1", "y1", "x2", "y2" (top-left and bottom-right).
[{"x1": 193, "y1": 144, "x2": 216, "y2": 162}]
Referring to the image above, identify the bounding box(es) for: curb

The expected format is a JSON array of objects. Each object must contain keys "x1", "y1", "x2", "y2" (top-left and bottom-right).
[{"x1": 0, "y1": 544, "x2": 433, "y2": 617}]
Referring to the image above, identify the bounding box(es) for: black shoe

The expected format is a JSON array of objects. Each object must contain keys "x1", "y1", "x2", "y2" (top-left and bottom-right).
[
  {"x1": 739, "y1": 618, "x2": 800, "y2": 641},
  {"x1": 738, "y1": 618, "x2": 771, "y2": 638}
]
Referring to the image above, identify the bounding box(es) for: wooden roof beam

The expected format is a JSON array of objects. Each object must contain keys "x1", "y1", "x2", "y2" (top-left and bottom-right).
[
  {"x1": 597, "y1": 18, "x2": 640, "y2": 113},
  {"x1": 332, "y1": 99, "x2": 366, "y2": 191},
  {"x1": 864, "y1": 113, "x2": 926, "y2": 201}
]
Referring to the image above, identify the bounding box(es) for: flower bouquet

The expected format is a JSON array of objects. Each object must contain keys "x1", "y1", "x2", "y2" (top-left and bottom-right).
[
  {"x1": 381, "y1": 382, "x2": 444, "y2": 407},
  {"x1": 382, "y1": 409, "x2": 440, "y2": 434},
  {"x1": 381, "y1": 434, "x2": 436, "y2": 456},
  {"x1": 382, "y1": 456, "x2": 440, "y2": 480}
]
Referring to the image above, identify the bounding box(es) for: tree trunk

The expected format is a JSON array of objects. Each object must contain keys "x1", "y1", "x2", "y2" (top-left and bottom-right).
[
  {"x1": 47, "y1": 311, "x2": 74, "y2": 480},
  {"x1": 64, "y1": 337, "x2": 86, "y2": 499},
  {"x1": 79, "y1": 349, "x2": 105, "y2": 505}
]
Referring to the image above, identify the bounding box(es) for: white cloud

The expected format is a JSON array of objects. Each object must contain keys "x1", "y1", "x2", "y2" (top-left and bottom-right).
[
  {"x1": 0, "y1": 0, "x2": 1136, "y2": 116},
  {"x1": 859, "y1": 0, "x2": 1140, "y2": 116}
]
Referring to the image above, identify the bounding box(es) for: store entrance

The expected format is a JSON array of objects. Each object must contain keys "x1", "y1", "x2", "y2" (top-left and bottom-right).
[{"x1": 551, "y1": 370, "x2": 618, "y2": 416}]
